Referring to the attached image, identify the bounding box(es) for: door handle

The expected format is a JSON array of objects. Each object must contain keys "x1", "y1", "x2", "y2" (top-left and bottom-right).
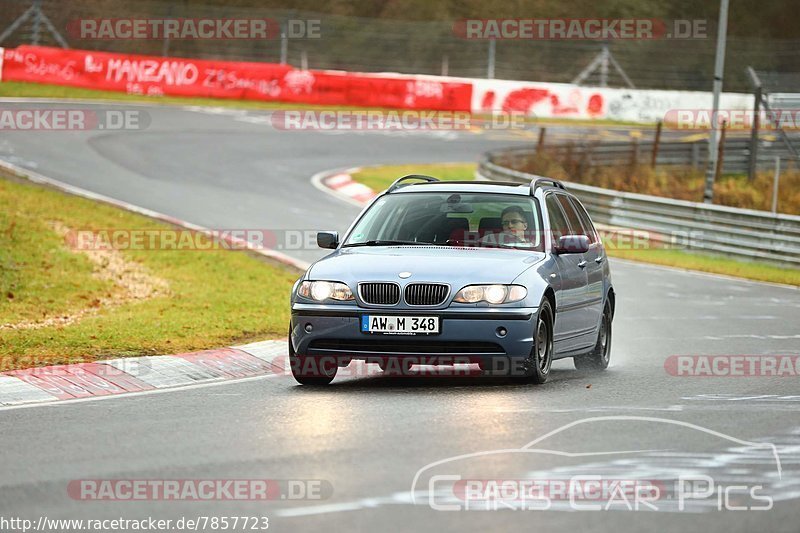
[
  {"x1": 577, "y1": 260, "x2": 587, "y2": 268},
  {"x1": 595, "y1": 256, "x2": 604, "y2": 264}
]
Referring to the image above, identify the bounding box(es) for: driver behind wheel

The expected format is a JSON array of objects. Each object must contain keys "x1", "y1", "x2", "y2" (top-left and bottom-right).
[{"x1": 481, "y1": 206, "x2": 531, "y2": 246}]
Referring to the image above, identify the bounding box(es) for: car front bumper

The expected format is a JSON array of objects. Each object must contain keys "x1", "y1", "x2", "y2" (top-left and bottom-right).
[{"x1": 290, "y1": 303, "x2": 538, "y2": 364}]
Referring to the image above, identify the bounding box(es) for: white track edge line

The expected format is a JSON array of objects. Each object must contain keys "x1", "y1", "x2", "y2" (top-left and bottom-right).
[{"x1": 0, "y1": 158, "x2": 310, "y2": 271}]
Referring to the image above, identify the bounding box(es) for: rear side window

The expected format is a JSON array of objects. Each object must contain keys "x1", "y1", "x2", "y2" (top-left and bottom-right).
[
  {"x1": 555, "y1": 194, "x2": 585, "y2": 237},
  {"x1": 568, "y1": 197, "x2": 599, "y2": 244},
  {"x1": 545, "y1": 195, "x2": 570, "y2": 240}
]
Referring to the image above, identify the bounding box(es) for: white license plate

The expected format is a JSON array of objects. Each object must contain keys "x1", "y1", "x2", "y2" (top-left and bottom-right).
[{"x1": 361, "y1": 315, "x2": 440, "y2": 335}]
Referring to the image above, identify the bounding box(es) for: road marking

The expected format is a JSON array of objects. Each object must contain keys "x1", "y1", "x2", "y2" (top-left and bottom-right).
[
  {"x1": 0, "y1": 158, "x2": 310, "y2": 272},
  {"x1": 684, "y1": 394, "x2": 800, "y2": 402}
]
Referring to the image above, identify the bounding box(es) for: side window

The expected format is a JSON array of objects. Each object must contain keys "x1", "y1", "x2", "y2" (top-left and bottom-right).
[
  {"x1": 545, "y1": 194, "x2": 570, "y2": 242},
  {"x1": 568, "y1": 197, "x2": 599, "y2": 244},
  {"x1": 556, "y1": 194, "x2": 585, "y2": 237}
]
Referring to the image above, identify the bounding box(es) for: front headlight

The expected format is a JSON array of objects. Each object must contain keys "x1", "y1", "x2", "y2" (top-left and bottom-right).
[
  {"x1": 298, "y1": 281, "x2": 354, "y2": 301},
  {"x1": 453, "y1": 284, "x2": 527, "y2": 304}
]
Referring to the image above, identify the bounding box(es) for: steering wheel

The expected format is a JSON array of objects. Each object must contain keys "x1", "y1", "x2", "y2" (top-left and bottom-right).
[{"x1": 497, "y1": 231, "x2": 525, "y2": 244}]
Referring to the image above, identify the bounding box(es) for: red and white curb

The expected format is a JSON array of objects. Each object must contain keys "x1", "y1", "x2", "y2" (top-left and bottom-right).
[
  {"x1": 0, "y1": 340, "x2": 289, "y2": 407},
  {"x1": 323, "y1": 172, "x2": 377, "y2": 204},
  {"x1": 311, "y1": 164, "x2": 486, "y2": 208},
  {"x1": 310, "y1": 167, "x2": 376, "y2": 208},
  {"x1": 0, "y1": 157, "x2": 308, "y2": 408}
]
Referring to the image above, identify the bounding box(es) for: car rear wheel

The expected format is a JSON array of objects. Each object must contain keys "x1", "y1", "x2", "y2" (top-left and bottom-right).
[
  {"x1": 574, "y1": 300, "x2": 612, "y2": 371},
  {"x1": 289, "y1": 327, "x2": 337, "y2": 385}
]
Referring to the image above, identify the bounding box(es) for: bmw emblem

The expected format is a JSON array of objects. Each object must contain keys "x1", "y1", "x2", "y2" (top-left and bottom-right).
[{"x1": 399, "y1": 272, "x2": 412, "y2": 279}]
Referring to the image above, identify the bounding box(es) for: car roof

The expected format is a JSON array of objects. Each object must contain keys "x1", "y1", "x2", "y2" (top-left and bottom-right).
[{"x1": 389, "y1": 180, "x2": 569, "y2": 196}]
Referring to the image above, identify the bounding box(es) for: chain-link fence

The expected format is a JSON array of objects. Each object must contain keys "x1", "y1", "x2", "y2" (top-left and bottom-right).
[{"x1": 1, "y1": 0, "x2": 800, "y2": 92}]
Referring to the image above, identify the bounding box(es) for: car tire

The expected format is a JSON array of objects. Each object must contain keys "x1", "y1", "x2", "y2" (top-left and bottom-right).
[
  {"x1": 574, "y1": 300, "x2": 612, "y2": 371},
  {"x1": 514, "y1": 298, "x2": 554, "y2": 384},
  {"x1": 289, "y1": 327, "x2": 337, "y2": 386}
]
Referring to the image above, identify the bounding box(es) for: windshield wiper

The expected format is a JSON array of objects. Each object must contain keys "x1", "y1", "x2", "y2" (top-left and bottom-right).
[{"x1": 343, "y1": 240, "x2": 432, "y2": 247}]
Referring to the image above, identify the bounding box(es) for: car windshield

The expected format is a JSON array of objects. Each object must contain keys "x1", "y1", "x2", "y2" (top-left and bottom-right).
[{"x1": 343, "y1": 192, "x2": 544, "y2": 251}]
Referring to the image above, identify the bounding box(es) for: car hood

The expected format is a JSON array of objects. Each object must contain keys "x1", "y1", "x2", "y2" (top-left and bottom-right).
[{"x1": 307, "y1": 246, "x2": 545, "y2": 285}]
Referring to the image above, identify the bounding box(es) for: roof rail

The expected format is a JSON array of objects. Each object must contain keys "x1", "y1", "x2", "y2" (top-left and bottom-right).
[
  {"x1": 387, "y1": 174, "x2": 440, "y2": 193},
  {"x1": 529, "y1": 177, "x2": 565, "y2": 195}
]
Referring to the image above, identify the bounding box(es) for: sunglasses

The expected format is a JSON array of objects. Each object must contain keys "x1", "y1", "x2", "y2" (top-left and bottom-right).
[{"x1": 502, "y1": 218, "x2": 526, "y2": 226}]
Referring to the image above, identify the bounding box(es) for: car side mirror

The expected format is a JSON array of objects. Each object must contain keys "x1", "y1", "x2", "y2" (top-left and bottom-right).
[
  {"x1": 317, "y1": 231, "x2": 339, "y2": 249},
  {"x1": 554, "y1": 234, "x2": 590, "y2": 254}
]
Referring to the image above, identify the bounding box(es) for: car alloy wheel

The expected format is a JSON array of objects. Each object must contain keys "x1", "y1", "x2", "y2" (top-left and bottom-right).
[{"x1": 517, "y1": 298, "x2": 553, "y2": 384}]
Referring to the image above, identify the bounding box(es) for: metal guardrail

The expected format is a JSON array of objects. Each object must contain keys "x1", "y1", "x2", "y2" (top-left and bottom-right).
[
  {"x1": 479, "y1": 158, "x2": 800, "y2": 267},
  {"x1": 488, "y1": 137, "x2": 798, "y2": 175}
]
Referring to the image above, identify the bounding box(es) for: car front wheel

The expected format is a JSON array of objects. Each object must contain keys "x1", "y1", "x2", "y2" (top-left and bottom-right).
[
  {"x1": 289, "y1": 327, "x2": 337, "y2": 385},
  {"x1": 514, "y1": 298, "x2": 554, "y2": 384}
]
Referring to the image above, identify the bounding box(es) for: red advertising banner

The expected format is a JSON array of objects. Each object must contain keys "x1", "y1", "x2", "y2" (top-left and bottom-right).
[{"x1": 0, "y1": 46, "x2": 472, "y2": 111}]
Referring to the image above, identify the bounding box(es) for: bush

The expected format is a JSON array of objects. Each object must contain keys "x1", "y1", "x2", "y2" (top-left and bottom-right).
[{"x1": 517, "y1": 152, "x2": 800, "y2": 215}]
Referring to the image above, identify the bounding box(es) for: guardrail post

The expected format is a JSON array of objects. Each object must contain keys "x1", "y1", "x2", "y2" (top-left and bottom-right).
[
  {"x1": 31, "y1": 0, "x2": 42, "y2": 45},
  {"x1": 578, "y1": 143, "x2": 591, "y2": 178},
  {"x1": 748, "y1": 86, "x2": 761, "y2": 182},
  {"x1": 280, "y1": 21, "x2": 289, "y2": 64},
  {"x1": 772, "y1": 156, "x2": 781, "y2": 213},
  {"x1": 565, "y1": 142, "x2": 575, "y2": 172},
  {"x1": 629, "y1": 138, "x2": 639, "y2": 176},
  {"x1": 487, "y1": 39, "x2": 496, "y2": 79},
  {"x1": 651, "y1": 120, "x2": 662, "y2": 168},
  {"x1": 585, "y1": 142, "x2": 595, "y2": 174},
  {"x1": 536, "y1": 128, "x2": 546, "y2": 154},
  {"x1": 714, "y1": 120, "x2": 727, "y2": 182},
  {"x1": 691, "y1": 142, "x2": 700, "y2": 168}
]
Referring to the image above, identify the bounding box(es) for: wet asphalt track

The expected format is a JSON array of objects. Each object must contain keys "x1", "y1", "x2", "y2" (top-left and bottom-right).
[{"x1": 0, "y1": 101, "x2": 799, "y2": 532}]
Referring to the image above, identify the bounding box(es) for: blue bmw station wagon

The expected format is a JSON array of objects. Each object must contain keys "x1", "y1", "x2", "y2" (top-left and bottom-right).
[{"x1": 289, "y1": 175, "x2": 615, "y2": 385}]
